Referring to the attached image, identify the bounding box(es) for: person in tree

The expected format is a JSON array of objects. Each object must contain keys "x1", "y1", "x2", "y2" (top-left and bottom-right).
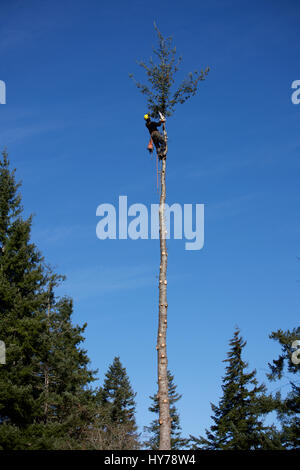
[{"x1": 144, "y1": 113, "x2": 166, "y2": 159}]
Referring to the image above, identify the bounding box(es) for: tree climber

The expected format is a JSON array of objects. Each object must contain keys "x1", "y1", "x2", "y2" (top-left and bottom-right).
[{"x1": 144, "y1": 114, "x2": 166, "y2": 159}]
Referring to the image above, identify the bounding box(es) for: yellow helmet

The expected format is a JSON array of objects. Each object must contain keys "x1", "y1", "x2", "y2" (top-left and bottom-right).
[{"x1": 144, "y1": 114, "x2": 150, "y2": 120}]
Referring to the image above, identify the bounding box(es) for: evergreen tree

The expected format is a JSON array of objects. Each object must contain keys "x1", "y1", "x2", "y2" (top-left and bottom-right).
[
  {"x1": 98, "y1": 356, "x2": 140, "y2": 449},
  {"x1": 0, "y1": 150, "x2": 49, "y2": 448},
  {"x1": 267, "y1": 327, "x2": 300, "y2": 449},
  {"x1": 33, "y1": 276, "x2": 98, "y2": 449},
  {"x1": 143, "y1": 370, "x2": 188, "y2": 449},
  {"x1": 189, "y1": 329, "x2": 275, "y2": 450},
  {"x1": 0, "y1": 151, "x2": 97, "y2": 449},
  {"x1": 130, "y1": 23, "x2": 209, "y2": 450}
]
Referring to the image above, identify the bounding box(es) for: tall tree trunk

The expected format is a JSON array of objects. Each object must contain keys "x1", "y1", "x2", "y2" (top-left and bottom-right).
[
  {"x1": 44, "y1": 292, "x2": 51, "y2": 422},
  {"x1": 157, "y1": 121, "x2": 171, "y2": 449}
]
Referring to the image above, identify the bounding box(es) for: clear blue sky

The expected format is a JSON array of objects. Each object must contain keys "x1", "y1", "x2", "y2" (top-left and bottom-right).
[{"x1": 0, "y1": 0, "x2": 299, "y2": 440}]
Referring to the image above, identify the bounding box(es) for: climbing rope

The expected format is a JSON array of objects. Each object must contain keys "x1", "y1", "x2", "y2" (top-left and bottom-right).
[{"x1": 156, "y1": 153, "x2": 159, "y2": 192}]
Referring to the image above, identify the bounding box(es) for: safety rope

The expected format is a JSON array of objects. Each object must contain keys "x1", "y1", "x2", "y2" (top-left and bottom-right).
[{"x1": 156, "y1": 153, "x2": 159, "y2": 193}]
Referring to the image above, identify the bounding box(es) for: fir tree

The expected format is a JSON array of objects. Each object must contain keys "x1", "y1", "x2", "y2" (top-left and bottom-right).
[
  {"x1": 99, "y1": 356, "x2": 140, "y2": 449},
  {"x1": 130, "y1": 23, "x2": 209, "y2": 450},
  {"x1": 267, "y1": 327, "x2": 300, "y2": 449},
  {"x1": 189, "y1": 328, "x2": 275, "y2": 450},
  {"x1": 0, "y1": 151, "x2": 97, "y2": 449},
  {"x1": 34, "y1": 276, "x2": 98, "y2": 449},
  {"x1": 143, "y1": 370, "x2": 188, "y2": 449},
  {"x1": 0, "y1": 150, "x2": 49, "y2": 447}
]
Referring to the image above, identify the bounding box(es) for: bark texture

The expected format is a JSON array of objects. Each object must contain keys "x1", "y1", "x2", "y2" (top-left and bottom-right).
[{"x1": 157, "y1": 121, "x2": 171, "y2": 449}]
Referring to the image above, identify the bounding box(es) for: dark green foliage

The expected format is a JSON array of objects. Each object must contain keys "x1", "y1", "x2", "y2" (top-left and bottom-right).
[
  {"x1": 130, "y1": 23, "x2": 209, "y2": 118},
  {"x1": 98, "y1": 356, "x2": 140, "y2": 449},
  {"x1": 189, "y1": 329, "x2": 276, "y2": 450},
  {"x1": 0, "y1": 151, "x2": 97, "y2": 449},
  {"x1": 0, "y1": 151, "x2": 142, "y2": 450},
  {"x1": 101, "y1": 356, "x2": 137, "y2": 425},
  {"x1": 0, "y1": 151, "x2": 48, "y2": 444},
  {"x1": 34, "y1": 279, "x2": 98, "y2": 449},
  {"x1": 267, "y1": 327, "x2": 300, "y2": 449},
  {"x1": 143, "y1": 370, "x2": 188, "y2": 449}
]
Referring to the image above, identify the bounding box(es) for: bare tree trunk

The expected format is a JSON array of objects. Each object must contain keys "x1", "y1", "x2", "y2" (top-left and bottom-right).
[
  {"x1": 157, "y1": 121, "x2": 171, "y2": 450},
  {"x1": 44, "y1": 295, "x2": 51, "y2": 422}
]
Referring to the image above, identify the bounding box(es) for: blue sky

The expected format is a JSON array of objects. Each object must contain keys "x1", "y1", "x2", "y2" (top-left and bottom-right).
[{"x1": 0, "y1": 0, "x2": 299, "y2": 440}]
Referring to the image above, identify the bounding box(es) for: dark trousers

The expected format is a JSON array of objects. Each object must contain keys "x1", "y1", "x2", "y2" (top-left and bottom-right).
[{"x1": 151, "y1": 131, "x2": 166, "y2": 156}]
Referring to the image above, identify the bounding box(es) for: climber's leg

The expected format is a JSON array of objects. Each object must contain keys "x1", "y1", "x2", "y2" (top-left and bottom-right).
[{"x1": 152, "y1": 131, "x2": 166, "y2": 158}]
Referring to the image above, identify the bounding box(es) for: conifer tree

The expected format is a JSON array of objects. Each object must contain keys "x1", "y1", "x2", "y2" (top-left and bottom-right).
[
  {"x1": 143, "y1": 370, "x2": 188, "y2": 449},
  {"x1": 267, "y1": 327, "x2": 300, "y2": 449},
  {"x1": 34, "y1": 278, "x2": 98, "y2": 449},
  {"x1": 130, "y1": 23, "x2": 209, "y2": 450},
  {"x1": 0, "y1": 150, "x2": 49, "y2": 448},
  {"x1": 189, "y1": 329, "x2": 275, "y2": 450},
  {"x1": 98, "y1": 356, "x2": 140, "y2": 449},
  {"x1": 0, "y1": 151, "x2": 97, "y2": 449}
]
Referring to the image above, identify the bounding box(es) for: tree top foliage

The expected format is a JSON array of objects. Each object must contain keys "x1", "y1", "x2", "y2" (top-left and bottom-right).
[{"x1": 130, "y1": 23, "x2": 210, "y2": 119}]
